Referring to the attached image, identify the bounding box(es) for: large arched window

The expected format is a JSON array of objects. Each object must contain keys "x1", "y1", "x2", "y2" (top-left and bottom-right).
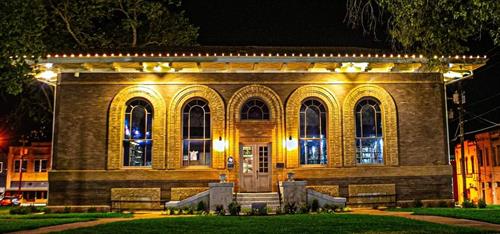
[
  {"x1": 123, "y1": 98, "x2": 153, "y2": 167},
  {"x1": 355, "y1": 98, "x2": 383, "y2": 164},
  {"x1": 241, "y1": 98, "x2": 270, "y2": 120},
  {"x1": 299, "y1": 99, "x2": 327, "y2": 165},
  {"x1": 183, "y1": 99, "x2": 211, "y2": 166}
]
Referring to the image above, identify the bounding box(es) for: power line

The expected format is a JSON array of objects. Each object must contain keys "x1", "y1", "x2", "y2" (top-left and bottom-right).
[
  {"x1": 451, "y1": 124, "x2": 500, "y2": 142},
  {"x1": 465, "y1": 92, "x2": 500, "y2": 108},
  {"x1": 464, "y1": 110, "x2": 500, "y2": 125}
]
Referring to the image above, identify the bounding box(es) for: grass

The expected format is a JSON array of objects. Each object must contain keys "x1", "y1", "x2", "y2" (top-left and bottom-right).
[
  {"x1": 0, "y1": 218, "x2": 95, "y2": 233},
  {"x1": 0, "y1": 207, "x2": 132, "y2": 233},
  {"x1": 57, "y1": 214, "x2": 490, "y2": 234},
  {"x1": 0, "y1": 212, "x2": 132, "y2": 219},
  {"x1": 389, "y1": 206, "x2": 500, "y2": 224}
]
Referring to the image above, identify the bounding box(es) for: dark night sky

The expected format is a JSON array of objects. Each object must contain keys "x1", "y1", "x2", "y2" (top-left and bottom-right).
[{"x1": 181, "y1": 0, "x2": 500, "y2": 146}]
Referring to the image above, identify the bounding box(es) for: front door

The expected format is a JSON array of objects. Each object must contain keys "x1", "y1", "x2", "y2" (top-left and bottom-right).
[{"x1": 240, "y1": 144, "x2": 271, "y2": 192}]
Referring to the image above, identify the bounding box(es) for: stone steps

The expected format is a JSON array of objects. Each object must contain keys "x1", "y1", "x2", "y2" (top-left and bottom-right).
[{"x1": 235, "y1": 192, "x2": 281, "y2": 210}]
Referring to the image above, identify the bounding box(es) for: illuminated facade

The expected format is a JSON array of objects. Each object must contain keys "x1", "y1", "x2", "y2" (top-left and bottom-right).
[
  {"x1": 454, "y1": 129, "x2": 500, "y2": 204},
  {"x1": 5, "y1": 142, "x2": 51, "y2": 204},
  {"x1": 38, "y1": 47, "x2": 486, "y2": 210}
]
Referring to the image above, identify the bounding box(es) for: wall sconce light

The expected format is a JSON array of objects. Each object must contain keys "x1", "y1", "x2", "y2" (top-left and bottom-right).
[
  {"x1": 286, "y1": 136, "x2": 297, "y2": 150},
  {"x1": 214, "y1": 136, "x2": 225, "y2": 152}
]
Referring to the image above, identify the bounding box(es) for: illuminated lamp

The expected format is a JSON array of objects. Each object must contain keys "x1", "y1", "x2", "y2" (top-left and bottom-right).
[
  {"x1": 36, "y1": 70, "x2": 57, "y2": 80},
  {"x1": 286, "y1": 136, "x2": 297, "y2": 150},
  {"x1": 214, "y1": 136, "x2": 225, "y2": 152}
]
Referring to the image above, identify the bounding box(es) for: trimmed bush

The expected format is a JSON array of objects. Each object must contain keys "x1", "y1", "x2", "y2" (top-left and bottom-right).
[
  {"x1": 228, "y1": 202, "x2": 241, "y2": 216},
  {"x1": 299, "y1": 203, "x2": 310, "y2": 214},
  {"x1": 10, "y1": 206, "x2": 33, "y2": 215},
  {"x1": 196, "y1": 201, "x2": 206, "y2": 211},
  {"x1": 462, "y1": 200, "x2": 476, "y2": 208},
  {"x1": 478, "y1": 199, "x2": 487, "y2": 208},
  {"x1": 215, "y1": 205, "x2": 225, "y2": 216},
  {"x1": 87, "y1": 207, "x2": 98, "y2": 213},
  {"x1": 284, "y1": 202, "x2": 297, "y2": 214},
  {"x1": 311, "y1": 199, "x2": 319, "y2": 212}
]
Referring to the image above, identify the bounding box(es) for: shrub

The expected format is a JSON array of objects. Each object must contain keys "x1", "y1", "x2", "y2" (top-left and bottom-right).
[
  {"x1": 87, "y1": 207, "x2": 98, "y2": 213},
  {"x1": 215, "y1": 205, "x2": 225, "y2": 216},
  {"x1": 462, "y1": 199, "x2": 476, "y2": 208},
  {"x1": 284, "y1": 202, "x2": 297, "y2": 214},
  {"x1": 414, "y1": 199, "x2": 423, "y2": 208},
  {"x1": 63, "y1": 206, "x2": 71, "y2": 213},
  {"x1": 10, "y1": 206, "x2": 33, "y2": 215},
  {"x1": 311, "y1": 199, "x2": 319, "y2": 212},
  {"x1": 228, "y1": 202, "x2": 241, "y2": 216},
  {"x1": 196, "y1": 201, "x2": 206, "y2": 211},
  {"x1": 241, "y1": 207, "x2": 252, "y2": 215},
  {"x1": 299, "y1": 203, "x2": 310, "y2": 214},
  {"x1": 478, "y1": 199, "x2": 487, "y2": 209},
  {"x1": 182, "y1": 206, "x2": 193, "y2": 215}
]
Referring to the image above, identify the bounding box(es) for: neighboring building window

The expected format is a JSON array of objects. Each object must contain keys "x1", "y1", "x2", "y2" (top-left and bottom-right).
[
  {"x1": 299, "y1": 99, "x2": 327, "y2": 165},
  {"x1": 478, "y1": 149, "x2": 483, "y2": 167},
  {"x1": 485, "y1": 149, "x2": 490, "y2": 166},
  {"x1": 34, "y1": 159, "x2": 48, "y2": 172},
  {"x1": 355, "y1": 98, "x2": 383, "y2": 164},
  {"x1": 0, "y1": 162, "x2": 3, "y2": 173},
  {"x1": 123, "y1": 98, "x2": 153, "y2": 167},
  {"x1": 14, "y1": 160, "x2": 28, "y2": 172},
  {"x1": 471, "y1": 156, "x2": 475, "y2": 174},
  {"x1": 183, "y1": 99, "x2": 211, "y2": 166},
  {"x1": 241, "y1": 99, "x2": 270, "y2": 120},
  {"x1": 466, "y1": 158, "x2": 469, "y2": 174},
  {"x1": 497, "y1": 145, "x2": 500, "y2": 166}
]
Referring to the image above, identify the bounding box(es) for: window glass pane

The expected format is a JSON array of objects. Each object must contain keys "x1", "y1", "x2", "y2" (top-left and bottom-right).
[
  {"x1": 305, "y1": 107, "x2": 320, "y2": 138},
  {"x1": 22, "y1": 160, "x2": 27, "y2": 172},
  {"x1": 361, "y1": 105, "x2": 376, "y2": 137},
  {"x1": 300, "y1": 139, "x2": 327, "y2": 165},
  {"x1": 299, "y1": 112, "x2": 305, "y2": 138},
  {"x1": 205, "y1": 112, "x2": 211, "y2": 138},
  {"x1": 182, "y1": 113, "x2": 189, "y2": 138},
  {"x1": 131, "y1": 106, "x2": 146, "y2": 139},
  {"x1": 320, "y1": 112, "x2": 326, "y2": 136},
  {"x1": 14, "y1": 160, "x2": 20, "y2": 172},
  {"x1": 35, "y1": 160, "x2": 41, "y2": 172},
  {"x1": 183, "y1": 140, "x2": 211, "y2": 166},
  {"x1": 41, "y1": 160, "x2": 48, "y2": 172},
  {"x1": 241, "y1": 99, "x2": 269, "y2": 120},
  {"x1": 189, "y1": 106, "x2": 205, "y2": 138},
  {"x1": 123, "y1": 98, "x2": 153, "y2": 167},
  {"x1": 356, "y1": 138, "x2": 383, "y2": 164},
  {"x1": 376, "y1": 112, "x2": 382, "y2": 137}
]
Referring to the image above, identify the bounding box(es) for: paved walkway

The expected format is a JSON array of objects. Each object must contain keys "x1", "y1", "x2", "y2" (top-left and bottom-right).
[
  {"x1": 352, "y1": 209, "x2": 500, "y2": 232},
  {"x1": 8, "y1": 212, "x2": 168, "y2": 234}
]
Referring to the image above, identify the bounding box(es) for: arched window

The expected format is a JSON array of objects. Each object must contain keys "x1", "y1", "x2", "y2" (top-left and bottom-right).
[
  {"x1": 355, "y1": 98, "x2": 383, "y2": 164},
  {"x1": 241, "y1": 99, "x2": 270, "y2": 120},
  {"x1": 182, "y1": 99, "x2": 211, "y2": 166},
  {"x1": 299, "y1": 99, "x2": 327, "y2": 165},
  {"x1": 123, "y1": 98, "x2": 153, "y2": 167}
]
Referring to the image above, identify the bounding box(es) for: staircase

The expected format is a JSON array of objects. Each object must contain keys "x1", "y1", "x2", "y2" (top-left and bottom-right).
[{"x1": 236, "y1": 192, "x2": 281, "y2": 211}]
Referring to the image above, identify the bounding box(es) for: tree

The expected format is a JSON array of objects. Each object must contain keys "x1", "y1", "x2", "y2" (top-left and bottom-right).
[
  {"x1": 0, "y1": 0, "x2": 198, "y2": 144},
  {"x1": 345, "y1": 0, "x2": 500, "y2": 55}
]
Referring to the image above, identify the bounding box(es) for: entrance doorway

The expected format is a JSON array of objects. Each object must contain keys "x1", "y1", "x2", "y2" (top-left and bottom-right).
[{"x1": 240, "y1": 143, "x2": 271, "y2": 192}]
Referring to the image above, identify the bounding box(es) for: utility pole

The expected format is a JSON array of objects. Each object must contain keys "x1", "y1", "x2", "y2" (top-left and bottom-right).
[
  {"x1": 455, "y1": 81, "x2": 468, "y2": 202},
  {"x1": 17, "y1": 135, "x2": 28, "y2": 199}
]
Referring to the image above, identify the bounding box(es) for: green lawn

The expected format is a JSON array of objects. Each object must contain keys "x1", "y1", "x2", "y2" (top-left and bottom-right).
[
  {"x1": 57, "y1": 214, "x2": 490, "y2": 234},
  {"x1": 389, "y1": 207, "x2": 500, "y2": 224},
  {"x1": 0, "y1": 211, "x2": 131, "y2": 233}
]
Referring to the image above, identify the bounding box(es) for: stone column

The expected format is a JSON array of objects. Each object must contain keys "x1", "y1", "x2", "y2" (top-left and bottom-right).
[
  {"x1": 283, "y1": 181, "x2": 307, "y2": 206},
  {"x1": 209, "y1": 182, "x2": 234, "y2": 211}
]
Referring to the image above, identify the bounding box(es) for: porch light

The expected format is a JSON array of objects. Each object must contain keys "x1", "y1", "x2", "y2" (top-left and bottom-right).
[
  {"x1": 214, "y1": 136, "x2": 225, "y2": 152},
  {"x1": 286, "y1": 136, "x2": 297, "y2": 150},
  {"x1": 36, "y1": 70, "x2": 57, "y2": 80}
]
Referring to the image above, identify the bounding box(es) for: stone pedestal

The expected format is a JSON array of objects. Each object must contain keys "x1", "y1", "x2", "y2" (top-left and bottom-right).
[
  {"x1": 283, "y1": 181, "x2": 307, "y2": 206},
  {"x1": 209, "y1": 182, "x2": 234, "y2": 211}
]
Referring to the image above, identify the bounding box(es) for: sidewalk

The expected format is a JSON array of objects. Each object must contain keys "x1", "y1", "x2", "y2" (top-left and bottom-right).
[{"x1": 351, "y1": 209, "x2": 500, "y2": 232}]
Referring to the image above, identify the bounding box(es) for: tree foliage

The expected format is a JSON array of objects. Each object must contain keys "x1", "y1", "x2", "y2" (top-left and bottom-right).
[
  {"x1": 0, "y1": 0, "x2": 198, "y2": 143},
  {"x1": 345, "y1": 0, "x2": 500, "y2": 55}
]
